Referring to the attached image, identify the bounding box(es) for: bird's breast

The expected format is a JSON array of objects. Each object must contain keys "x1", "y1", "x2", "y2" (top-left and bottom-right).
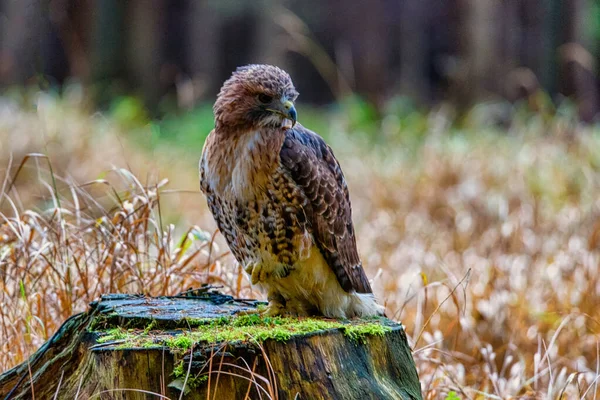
[{"x1": 203, "y1": 129, "x2": 285, "y2": 202}]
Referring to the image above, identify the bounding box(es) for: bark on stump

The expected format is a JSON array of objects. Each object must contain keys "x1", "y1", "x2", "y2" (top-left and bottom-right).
[{"x1": 0, "y1": 288, "x2": 422, "y2": 400}]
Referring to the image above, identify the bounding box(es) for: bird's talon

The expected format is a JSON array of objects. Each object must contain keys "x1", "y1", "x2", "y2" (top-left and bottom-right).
[
  {"x1": 260, "y1": 267, "x2": 269, "y2": 282},
  {"x1": 235, "y1": 301, "x2": 284, "y2": 317},
  {"x1": 244, "y1": 262, "x2": 256, "y2": 275},
  {"x1": 251, "y1": 264, "x2": 263, "y2": 284},
  {"x1": 276, "y1": 265, "x2": 291, "y2": 279},
  {"x1": 250, "y1": 263, "x2": 288, "y2": 284},
  {"x1": 263, "y1": 302, "x2": 285, "y2": 317}
]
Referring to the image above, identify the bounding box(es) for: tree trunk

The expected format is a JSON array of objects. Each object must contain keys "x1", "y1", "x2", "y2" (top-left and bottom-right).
[{"x1": 0, "y1": 288, "x2": 422, "y2": 400}]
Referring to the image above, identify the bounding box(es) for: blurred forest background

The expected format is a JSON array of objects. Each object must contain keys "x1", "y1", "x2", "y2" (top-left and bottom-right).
[
  {"x1": 2, "y1": 0, "x2": 600, "y2": 120},
  {"x1": 3, "y1": 1, "x2": 600, "y2": 398}
]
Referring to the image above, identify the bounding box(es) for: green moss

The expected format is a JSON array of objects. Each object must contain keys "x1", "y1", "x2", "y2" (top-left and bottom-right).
[
  {"x1": 341, "y1": 323, "x2": 392, "y2": 344},
  {"x1": 141, "y1": 339, "x2": 160, "y2": 349},
  {"x1": 172, "y1": 361, "x2": 185, "y2": 378},
  {"x1": 92, "y1": 313, "x2": 393, "y2": 350},
  {"x1": 172, "y1": 362, "x2": 209, "y2": 386},
  {"x1": 255, "y1": 304, "x2": 268, "y2": 313},
  {"x1": 231, "y1": 314, "x2": 264, "y2": 327},
  {"x1": 190, "y1": 374, "x2": 209, "y2": 387},
  {"x1": 175, "y1": 315, "x2": 391, "y2": 346},
  {"x1": 143, "y1": 319, "x2": 157, "y2": 334},
  {"x1": 185, "y1": 316, "x2": 230, "y2": 327},
  {"x1": 169, "y1": 371, "x2": 209, "y2": 394},
  {"x1": 96, "y1": 327, "x2": 131, "y2": 343},
  {"x1": 88, "y1": 311, "x2": 118, "y2": 331},
  {"x1": 165, "y1": 334, "x2": 194, "y2": 350}
]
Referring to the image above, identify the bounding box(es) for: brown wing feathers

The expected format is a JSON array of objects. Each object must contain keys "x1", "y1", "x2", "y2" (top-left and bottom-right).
[{"x1": 280, "y1": 126, "x2": 372, "y2": 294}]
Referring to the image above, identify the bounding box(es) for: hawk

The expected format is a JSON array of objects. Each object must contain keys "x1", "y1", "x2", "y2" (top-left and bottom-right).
[{"x1": 200, "y1": 64, "x2": 383, "y2": 318}]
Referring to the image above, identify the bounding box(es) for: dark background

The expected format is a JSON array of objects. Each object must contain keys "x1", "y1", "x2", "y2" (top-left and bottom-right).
[{"x1": 2, "y1": 0, "x2": 600, "y2": 121}]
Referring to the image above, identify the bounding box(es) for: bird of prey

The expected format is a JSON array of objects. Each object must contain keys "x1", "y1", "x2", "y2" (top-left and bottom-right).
[{"x1": 200, "y1": 64, "x2": 384, "y2": 318}]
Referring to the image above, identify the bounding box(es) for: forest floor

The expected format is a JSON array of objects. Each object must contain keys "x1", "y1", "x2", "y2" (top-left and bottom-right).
[{"x1": 1, "y1": 90, "x2": 600, "y2": 398}]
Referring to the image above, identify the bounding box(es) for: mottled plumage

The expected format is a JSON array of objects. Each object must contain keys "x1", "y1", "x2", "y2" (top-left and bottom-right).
[{"x1": 200, "y1": 65, "x2": 383, "y2": 318}]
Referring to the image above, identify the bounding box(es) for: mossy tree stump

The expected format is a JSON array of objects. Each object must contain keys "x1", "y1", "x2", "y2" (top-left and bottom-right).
[{"x1": 0, "y1": 287, "x2": 422, "y2": 399}]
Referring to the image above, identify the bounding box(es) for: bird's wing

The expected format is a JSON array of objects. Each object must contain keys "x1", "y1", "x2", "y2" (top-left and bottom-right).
[{"x1": 279, "y1": 124, "x2": 372, "y2": 293}]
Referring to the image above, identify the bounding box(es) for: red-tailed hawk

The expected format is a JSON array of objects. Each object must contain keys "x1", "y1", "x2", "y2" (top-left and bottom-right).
[{"x1": 200, "y1": 64, "x2": 383, "y2": 318}]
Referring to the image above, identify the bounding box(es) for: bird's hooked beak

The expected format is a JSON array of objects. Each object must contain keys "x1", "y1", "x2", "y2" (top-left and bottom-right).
[
  {"x1": 267, "y1": 97, "x2": 297, "y2": 129},
  {"x1": 282, "y1": 99, "x2": 297, "y2": 128}
]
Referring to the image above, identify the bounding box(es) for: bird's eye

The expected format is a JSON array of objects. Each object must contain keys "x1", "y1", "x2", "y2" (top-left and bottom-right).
[{"x1": 257, "y1": 93, "x2": 273, "y2": 104}]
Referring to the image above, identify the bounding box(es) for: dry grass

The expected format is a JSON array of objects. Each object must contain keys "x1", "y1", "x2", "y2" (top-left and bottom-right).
[
  {"x1": 343, "y1": 111, "x2": 600, "y2": 398},
  {"x1": 2, "y1": 93, "x2": 600, "y2": 398}
]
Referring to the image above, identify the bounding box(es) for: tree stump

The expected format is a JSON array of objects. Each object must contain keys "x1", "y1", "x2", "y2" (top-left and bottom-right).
[{"x1": 0, "y1": 287, "x2": 422, "y2": 400}]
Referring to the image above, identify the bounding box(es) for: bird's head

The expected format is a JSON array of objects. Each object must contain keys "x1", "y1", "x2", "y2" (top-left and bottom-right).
[{"x1": 213, "y1": 64, "x2": 299, "y2": 131}]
